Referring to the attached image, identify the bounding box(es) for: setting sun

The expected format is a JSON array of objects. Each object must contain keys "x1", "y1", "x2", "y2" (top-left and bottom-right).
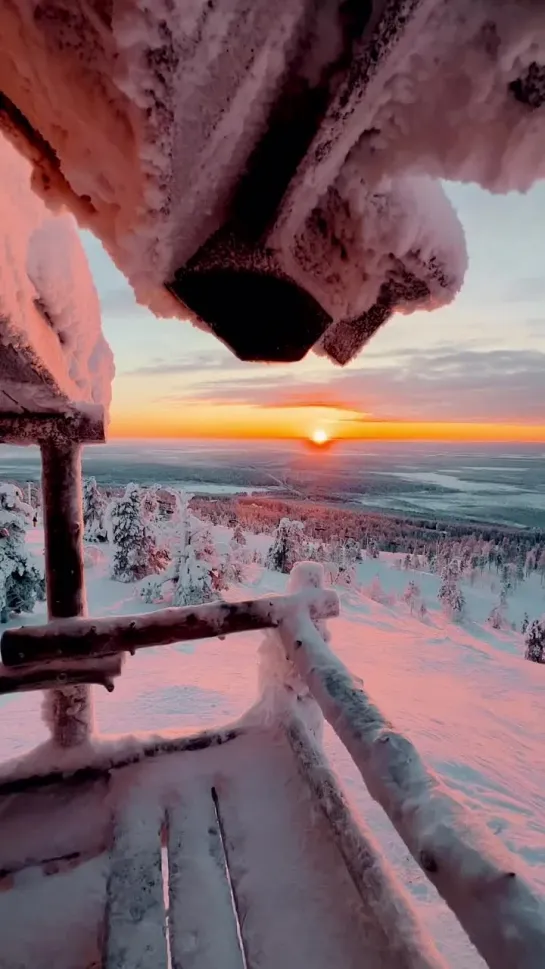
[{"x1": 311, "y1": 428, "x2": 329, "y2": 445}]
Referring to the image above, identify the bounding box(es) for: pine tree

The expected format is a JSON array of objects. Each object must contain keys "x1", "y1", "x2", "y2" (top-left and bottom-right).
[
  {"x1": 230, "y1": 523, "x2": 246, "y2": 548},
  {"x1": 438, "y1": 560, "x2": 465, "y2": 620},
  {"x1": 403, "y1": 579, "x2": 420, "y2": 613},
  {"x1": 521, "y1": 612, "x2": 529, "y2": 635},
  {"x1": 266, "y1": 518, "x2": 305, "y2": 574},
  {"x1": 487, "y1": 603, "x2": 504, "y2": 630},
  {"x1": 83, "y1": 476, "x2": 107, "y2": 542},
  {"x1": 524, "y1": 619, "x2": 545, "y2": 664},
  {"x1": 172, "y1": 544, "x2": 215, "y2": 606},
  {"x1": 0, "y1": 483, "x2": 44, "y2": 622},
  {"x1": 109, "y1": 484, "x2": 168, "y2": 582}
]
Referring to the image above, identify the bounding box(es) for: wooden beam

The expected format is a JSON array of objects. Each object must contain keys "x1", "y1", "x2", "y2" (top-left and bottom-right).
[
  {"x1": 40, "y1": 438, "x2": 91, "y2": 746},
  {"x1": 277, "y1": 609, "x2": 545, "y2": 969},
  {"x1": 0, "y1": 408, "x2": 105, "y2": 445},
  {"x1": 1, "y1": 589, "x2": 339, "y2": 666},
  {"x1": 0, "y1": 724, "x2": 242, "y2": 796},
  {"x1": 0, "y1": 653, "x2": 123, "y2": 695}
]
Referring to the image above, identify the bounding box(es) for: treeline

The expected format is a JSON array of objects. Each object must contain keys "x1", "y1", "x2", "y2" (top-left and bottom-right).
[{"x1": 191, "y1": 494, "x2": 545, "y2": 567}]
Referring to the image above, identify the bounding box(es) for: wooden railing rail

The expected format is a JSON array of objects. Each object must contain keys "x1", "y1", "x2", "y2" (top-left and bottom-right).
[
  {"x1": 1, "y1": 589, "x2": 339, "y2": 666},
  {"x1": 276, "y1": 606, "x2": 545, "y2": 969}
]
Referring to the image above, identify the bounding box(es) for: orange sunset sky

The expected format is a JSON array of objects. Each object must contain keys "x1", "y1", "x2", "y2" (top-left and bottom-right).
[{"x1": 83, "y1": 181, "x2": 545, "y2": 444}]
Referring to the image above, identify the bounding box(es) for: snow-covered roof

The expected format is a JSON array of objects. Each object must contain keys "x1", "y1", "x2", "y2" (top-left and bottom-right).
[
  {"x1": 0, "y1": 1, "x2": 543, "y2": 362},
  {"x1": 0, "y1": 137, "x2": 113, "y2": 415}
]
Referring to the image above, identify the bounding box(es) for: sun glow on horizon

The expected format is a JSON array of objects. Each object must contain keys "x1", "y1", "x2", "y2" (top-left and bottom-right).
[{"x1": 311, "y1": 428, "x2": 329, "y2": 445}]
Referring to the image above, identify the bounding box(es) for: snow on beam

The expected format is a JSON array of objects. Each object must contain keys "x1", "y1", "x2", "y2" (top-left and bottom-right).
[
  {"x1": 0, "y1": 724, "x2": 243, "y2": 797},
  {"x1": 0, "y1": 653, "x2": 123, "y2": 695},
  {"x1": 0, "y1": 408, "x2": 105, "y2": 445},
  {"x1": 283, "y1": 714, "x2": 446, "y2": 969},
  {"x1": 277, "y1": 610, "x2": 545, "y2": 969},
  {"x1": 1, "y1": 589, "x2": 339, "y2": 667}
]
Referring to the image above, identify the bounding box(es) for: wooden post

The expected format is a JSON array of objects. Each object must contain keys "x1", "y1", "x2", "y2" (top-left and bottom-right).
[{"x1": 40, "y1": 438, "x2": 91, "y2": 746}]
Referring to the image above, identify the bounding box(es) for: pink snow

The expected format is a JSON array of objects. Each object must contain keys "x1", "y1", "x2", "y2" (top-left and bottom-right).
[
  {"x1": 0, "y1": 136, "x2": 113, "y2": 410},
  {"x1": 1, "y1": 532, "x2": 544, "y2": 966}
]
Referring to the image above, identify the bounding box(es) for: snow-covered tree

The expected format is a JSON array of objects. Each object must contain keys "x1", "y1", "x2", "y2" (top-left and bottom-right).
[
  {"x1": 172, "y1": 544, "x2": 215, "y2": 606},
  {"x1": 438, "y1": 560, "x2": 465, "y2": 620},
  {"x1": 141, "y1": 494, "x2": 230, "y2": 605},
  {"x1": 230, "y1": 523, "x2": 247, "y2": 549},
  {"x1": 487, "y1": 604, "x2": 504, "y2": 630},
  {"x1": 366, "y1": 539, "x2": 380, "y2": 560},
  {"x1": 521, "y1": 612, "x2": 529, "y2": 635},
  {"x1": 0, "y1": 483, "x2": 44, "y2": 622},
  {"x1": 403, "y1": 579, "x2": 420, "y2": 614},
  {"x1": 109, "y1": 484, "x2": 168, "y2": 582},
  {"x1": 500, "y1": 564, "x2": 512, "y2": 605},
  {"x1": 83, "y1": 476, "x2": 107, "y2": 542},
  {"x1": 266, "y1": 518, "x2": 305, "y2": 574},
  {"x1": 524, "y1": 619, "x2": 545, "y2": 664}
]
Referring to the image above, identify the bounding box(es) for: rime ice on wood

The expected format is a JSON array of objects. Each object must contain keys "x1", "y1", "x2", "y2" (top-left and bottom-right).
[
  {"x1": 0, "y1": 136, "x2": 113, "y2": 413},
  {"x1": 2, "y1": 3, "x2": 545, "y2": 362}
]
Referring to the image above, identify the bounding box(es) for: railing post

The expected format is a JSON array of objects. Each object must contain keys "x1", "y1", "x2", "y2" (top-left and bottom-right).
[{"x1": 40, "y1": 438, "x2": 92, "y2": 745}]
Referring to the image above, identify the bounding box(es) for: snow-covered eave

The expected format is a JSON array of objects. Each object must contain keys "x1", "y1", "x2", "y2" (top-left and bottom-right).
[
  {"x1": 0, "y1": 310, "x2": 100, "y2": 419},
  {"x1": 0, "y1": 331, "x2": 106, "y2": 445}
]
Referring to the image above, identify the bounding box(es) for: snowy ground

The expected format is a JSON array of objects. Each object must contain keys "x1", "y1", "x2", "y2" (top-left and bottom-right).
[{"x1": 1, "y1": 528, "x2": 544, "y2": 967}]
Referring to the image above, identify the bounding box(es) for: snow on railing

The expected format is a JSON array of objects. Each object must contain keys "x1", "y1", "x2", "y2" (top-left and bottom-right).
[
  {"x1": 3, "y1": 559, "x2": 545, "y2": 968},
  {"x1": 0, "y1": 588, "x2": 339, "y2": 667},
  {"x1": 274, "y1": 569, "x2": 545, "y2": 969}
]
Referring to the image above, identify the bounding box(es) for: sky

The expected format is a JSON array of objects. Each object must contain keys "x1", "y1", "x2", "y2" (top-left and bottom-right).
[{"x1": 83, "y1": 181, "x2": 545, "y2": 442}]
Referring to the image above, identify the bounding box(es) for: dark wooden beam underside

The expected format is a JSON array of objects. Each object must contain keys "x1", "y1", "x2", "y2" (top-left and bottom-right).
[{"x1": 0, "y1": 410, "x2": 105, "y2": 445}]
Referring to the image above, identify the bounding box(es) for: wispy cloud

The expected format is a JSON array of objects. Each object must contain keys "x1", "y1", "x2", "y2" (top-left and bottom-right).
[{"x1": 152, "y1": 348, "x2": 545, "y2": 423}]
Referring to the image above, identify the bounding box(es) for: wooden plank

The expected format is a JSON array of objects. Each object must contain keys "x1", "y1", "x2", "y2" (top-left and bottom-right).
[
  {"x1": 1, "y1": 588, "x2": 339, "y2": 666},
  {"x1": 167, "y1": 787, "x2": 245, "y2": 969},
  {"x1": 104, "y1": 801, "x2": 168, "y2": 969},
  {"x1": 212, "y1": 731, "x2": 402, "y2": 969},
  {"x1": 278, "y1": 608, "x2": 545, "y2": 969}
]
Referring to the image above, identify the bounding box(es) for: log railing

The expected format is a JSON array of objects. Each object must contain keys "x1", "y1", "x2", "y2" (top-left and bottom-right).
[
  {"x1": 1, "y1": 589, "x2": 338, "y2": 666},
  {"x1": 3, "y1": 566, "x2": 545, "y2": 968}
]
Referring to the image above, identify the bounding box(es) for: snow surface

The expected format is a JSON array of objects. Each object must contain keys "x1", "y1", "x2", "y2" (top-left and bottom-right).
[
  {"x1": 1, "y1": 528, "x2": 544, "y2": 966},
  {"x1": 0, "y1": 135, "x2": 113, "y2": 409},
  {"x1": 2, "y1": 2, "x2": 545, "y2": 359}
]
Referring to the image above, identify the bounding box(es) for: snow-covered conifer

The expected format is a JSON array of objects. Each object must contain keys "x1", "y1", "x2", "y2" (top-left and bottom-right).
[
  {"x1": 438, "y1": 560, "x2": 465, "y2": 620},
  {"x1": 266, "y1": 518, "x2": 305, "y2": 574},
  {"x1": 83, "y1": 476, "x2": 107, "y2": 542},
  {"x1": 524, "y1": 619, "x2": 545, "y2": 664},
  {"x1": 487, "y1": 603, "x2": 504, "y2": 630},
  {"x1": 172, "y1": 544, "x2": 215, "y2": 606},
  {"x1": 109, "y1": 483, "x2": 168, "y2": 582},
  {"x1": 230, "y1": 523, "x2": 246, "y2": 548},
  {"x1": 0, "y1": 483, "x2": 44, "y2": 622},
  {"x1": 403, "y1": 579, "x2": 420, "y2": 613}
]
